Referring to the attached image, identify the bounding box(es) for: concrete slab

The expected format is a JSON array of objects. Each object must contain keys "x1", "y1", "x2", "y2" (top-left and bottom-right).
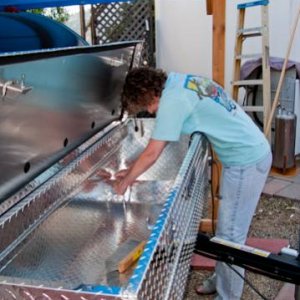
[
  {"x1": 292, "y1": 173, "x2": 300, "y2": 184},
  {"x1": 266, "y1": 177, "x2": 273, "y2": 183},
  {"x1": 274, "y1": 283, "x2": 295, "y2": 300},
  {"x1": 276, "y1": 183, "x2": 300, "y2": 201},
  {"x1": 191, "y1": 253, "x2": 216, "y2": 271},
  {"x1": 263, "y1": 178, "x2": 292, "y2": 196}
]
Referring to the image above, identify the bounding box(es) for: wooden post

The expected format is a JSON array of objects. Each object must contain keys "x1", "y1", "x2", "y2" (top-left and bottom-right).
[
  {"x1": 200, "y1": 0, "x2": 226, "y2": 233},
  {"x1": 232, "y1": 8, "x2": 245, "y2": 100},
  {"x1": 79, "y1": 5, "x2": 86, "y2": 40},
  {"x1": 90, "y1": 5, "x2": 97, "y2": 45},
  {"x1": 206, "y1": 0, "x2": 213, "y2": 15},
  {"x1": 261, "y1": 5, "x2": 271, "y2": 141},
  {"x1": 265, "y1": 5, "x2": 300, "y2": 137},
  {"x1": 212, "y1": 0, "x2": 225, "y2": 198},
  {"x1": 212, "y1": 0, "x2": 226, "y2": 87}
]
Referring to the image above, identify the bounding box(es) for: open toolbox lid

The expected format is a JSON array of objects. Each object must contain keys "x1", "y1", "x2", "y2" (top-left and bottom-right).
[
  {"x1": 0, "y1": 39, "x2": 210, "y2": 300},
  {"x1": 0, "y1": 0, "x2": 131, "y2": 11},
  {"x1": 0, "y1": 41, "x2": 143, "y2": 206}
]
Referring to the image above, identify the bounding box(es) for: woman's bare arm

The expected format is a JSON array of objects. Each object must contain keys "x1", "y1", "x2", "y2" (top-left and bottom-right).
[{"x1": 114, "y1": 139, "x2": 167, "y2": 195}]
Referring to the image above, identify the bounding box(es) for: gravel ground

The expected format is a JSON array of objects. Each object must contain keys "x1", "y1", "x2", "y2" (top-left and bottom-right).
[{"x1": 184, "y1": 195, "x2": 300, "y2": 300}]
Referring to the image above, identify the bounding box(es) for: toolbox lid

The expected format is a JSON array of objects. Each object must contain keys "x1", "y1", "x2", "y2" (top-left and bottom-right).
[
  {"x1": 0, "y1": 41, "x2": 142, "y2": 207},
  {"x1": 0, "y1": 0, "x2": 131, "y2": 11}
]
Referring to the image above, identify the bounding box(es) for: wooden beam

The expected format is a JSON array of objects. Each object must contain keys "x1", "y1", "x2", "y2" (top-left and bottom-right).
[
  {"x1": 211, "y1": 151, "x2": 221, "y2": 203},
  {"x1": 206, "y1": 0, "x2": 213, "y2": 15},
  {"x1": 212, "y1": 0, "x2": 226, "y2": 86},
  {"x1": 200, "y1": 1, "x2": 225, "y2": 233},
  {"x1": 200, "y1": 1, "x2": 226, "y2": 232},
  {"x1": 207, "y1": 195, "x2": 219, "y2": 220},
  {"x1": 211, "y1": 0, "x2": 225, "y2": 198},
  {"x1": 90, "y1": 5, "x2": 97, "y2": 45},
  {"x1": 199, "y1": 219, "x2": 217, "y2": 233},
  {"x1": 232, "y1": 8, "x2": 245, "y2": 100},
  {"x1": 79, "y1": 5, "x2": 86, "y2": 40}
]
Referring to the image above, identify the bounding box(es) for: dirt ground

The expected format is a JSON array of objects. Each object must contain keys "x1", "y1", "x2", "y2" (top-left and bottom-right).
[{"x1": 184, "y1": 196, "x2": 300, "y2": 300}]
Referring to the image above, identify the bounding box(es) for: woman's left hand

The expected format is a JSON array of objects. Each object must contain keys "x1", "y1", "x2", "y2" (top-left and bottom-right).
[
  {"x1": 114, "y1": 179, "x2": 129, "y2": 195},
  {"x1": 115, "y1": 169, "x2": 129, "y2": 180}
]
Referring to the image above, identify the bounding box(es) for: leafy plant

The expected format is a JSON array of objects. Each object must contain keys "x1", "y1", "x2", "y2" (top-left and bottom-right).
[{"x1": 27, "y1": 7, "x2": 69, "y2": 23}]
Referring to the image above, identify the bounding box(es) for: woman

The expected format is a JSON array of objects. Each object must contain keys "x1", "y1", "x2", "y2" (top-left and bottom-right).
[{"x1": 114, "y1": 67, "x2": 272, "y2": 300}]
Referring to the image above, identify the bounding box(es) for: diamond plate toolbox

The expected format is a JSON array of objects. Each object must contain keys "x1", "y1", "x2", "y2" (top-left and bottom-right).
[{"x1": 0, "y1": 43, "x2": 209, "y2": 300}]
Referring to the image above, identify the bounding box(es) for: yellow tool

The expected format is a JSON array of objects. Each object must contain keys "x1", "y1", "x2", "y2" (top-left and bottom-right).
[
  {"x1": 106, "y1": 239, "x2": 146, "y2": 274},
  {"x1": 118, "y1": 240, "x2": 146, "y2": 273}
]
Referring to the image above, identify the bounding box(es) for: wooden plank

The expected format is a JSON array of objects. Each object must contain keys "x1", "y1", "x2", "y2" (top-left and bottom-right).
[
  {"x1": 207, "y1": 197, "x2": 219, "y2": 220},
  {"x1": 212, "y1": 0, "x2": 226, "y2": 86},
  {"x1": 118, "y1": 241, "x2": 146, "y2": 273},
  {"x1": 265, "y1": 5, "x2": 300, "y2": 138},
  {"x1": 206, "y1": 0, "x2": 213, "y2": 15},
  {"x1": 232, "y1": 79, "x2": 263, "y2": 86},
  {"x1": 211, "y1": 153, "x2": 221, "y2": 206},
  {"x1": 80, "y1": 5, "x2": 86, "y2": 39},
  {"x1": 199, "y1": 219, "x2": 217, "y2": 233},
  {"x1": 211, "y1": 0, "x2": 225, "y2": 191},
  {"x1": 235, "y1": 53, "x2": 262, "y2": 60},
  {"x1": 261, "y1": 5, "x2": 271, "y2": 142},
  {"x1": 232, "y1": 8, "x2": 246, "y2": 100},
  {"x1": 208, "y1": 1, "x2": 225, "y2": 226},
  {"x1": 243, "y1": 106, "x2": 264, "y2": 112},
  {"x1": 90, "y1": 5, "x2": 97, "y2": 45}
]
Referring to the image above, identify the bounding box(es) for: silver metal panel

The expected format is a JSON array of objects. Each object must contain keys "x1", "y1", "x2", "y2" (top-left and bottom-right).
[
  {"x1": 0, "y1": 119, "x2": 209, "y2": 299},
  {"x1": 0, "y1": 120, "x2": 120, "y2": 216},
  {"x1": 0, "y1": 41, "x2": 208, "y2": 300},
  {"x1": 131, "y1": 133, "x2": 208, "y2": 300},
  {"x1": 0, "y1": 119, "x2": 207, "y2": 299},
  {"x1": 0, "y1": 43, "x2": 137, "y2": 202},
  {"x1": 0, "y1": 283, "x2": 120, "y2": 300}
]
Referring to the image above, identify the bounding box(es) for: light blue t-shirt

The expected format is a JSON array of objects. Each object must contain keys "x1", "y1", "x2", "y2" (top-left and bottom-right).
[{"x1": 152, "y1": 72, "x2": 270, "y2": 166}]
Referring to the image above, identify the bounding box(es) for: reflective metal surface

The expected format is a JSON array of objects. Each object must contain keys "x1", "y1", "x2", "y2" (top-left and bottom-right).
[
  {"x1": 0, "y1": 119, "x2": 209, "y2": 300},
  {"x1": 0, "y1": 41, "x2": 209, "y2": 300},
  {"x1": 0, "y1": 43, "x2": 138, "y2": 202},
  {"x1": 132, "y1": 132, "x2": 208, "y2": 300},
  {"x1": 0, "y1": 120, "x2": 120, "y2": 216}
]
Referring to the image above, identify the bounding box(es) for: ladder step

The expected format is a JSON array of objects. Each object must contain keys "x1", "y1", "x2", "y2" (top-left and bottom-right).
[
  {"x1": 237, "y1": 0, "x2": 269, "y2": 9},
  {"x1": 232, "y1": 79, "x2": 264, "y2": 86},
  {"x1": 241, "y1": 32, "x2": 263, "y2": 38},
  {"x1": 243, "y1": 106, "x2": 264, "y2": 112},
  {"x1": 237, "y1": 27, "x2": 264, "y2": 34},
  {"x1": 235, "y1": 53, "x2": 262, "y2": 60}
]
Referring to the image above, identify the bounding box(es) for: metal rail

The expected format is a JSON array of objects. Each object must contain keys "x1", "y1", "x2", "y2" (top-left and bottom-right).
[{"x1": 195, "y1": 233, "x2": 300, "y2": 299}]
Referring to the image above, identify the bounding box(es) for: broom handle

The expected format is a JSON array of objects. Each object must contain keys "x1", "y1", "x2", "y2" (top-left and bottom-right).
[{"x1": 265, "y1": 6, "x2": 300, "y2": 136}]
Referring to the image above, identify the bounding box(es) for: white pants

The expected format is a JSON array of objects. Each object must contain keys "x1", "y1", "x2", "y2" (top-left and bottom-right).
[{"x1": 215, "y1": 151, "x2": 272, "y2": 300}]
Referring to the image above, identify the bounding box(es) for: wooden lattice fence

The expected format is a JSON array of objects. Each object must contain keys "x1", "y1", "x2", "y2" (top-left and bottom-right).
[{"x1": 91, "y1": 0, "x2": 155, "y2": 66}]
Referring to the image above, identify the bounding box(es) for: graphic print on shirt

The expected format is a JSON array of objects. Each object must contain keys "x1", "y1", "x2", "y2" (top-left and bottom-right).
[{"x1": 184, "y1": 75, "x2": 236, "y2": 112}]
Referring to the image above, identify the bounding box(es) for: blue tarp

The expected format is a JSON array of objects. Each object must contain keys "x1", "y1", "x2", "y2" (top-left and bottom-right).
[
  {"x1": 0, "y1": 0, "x2": 130, "y2": 11},
  {"x1": 0, "y1": 12, "x2": 88, "y2": 52}
]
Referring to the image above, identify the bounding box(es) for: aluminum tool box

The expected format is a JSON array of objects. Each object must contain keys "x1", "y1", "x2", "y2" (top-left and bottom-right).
[{"x1": 0, "y1": 42, "x2": 209, "y2": 300}]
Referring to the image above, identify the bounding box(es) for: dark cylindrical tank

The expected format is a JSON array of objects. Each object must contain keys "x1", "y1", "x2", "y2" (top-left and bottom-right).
[{"x1": 272, "y1": 108, "x2": 297, "y2": 172}]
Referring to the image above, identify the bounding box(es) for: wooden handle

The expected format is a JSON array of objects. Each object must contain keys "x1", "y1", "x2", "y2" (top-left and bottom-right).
[
  {"x1": 118, "y1": 241, "x2": 146, "y2": 273},
  {"x1": 265, "y1": 6, "x2": 300, "y2": 136},
  {"x1": 206, "y1": 0, "x2": 213, "y2": 15}
]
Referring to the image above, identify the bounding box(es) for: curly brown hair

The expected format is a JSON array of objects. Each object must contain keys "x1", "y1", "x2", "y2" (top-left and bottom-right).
[{"x1": 121, "y1": 67, "x2": 167, "y2": 114}]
